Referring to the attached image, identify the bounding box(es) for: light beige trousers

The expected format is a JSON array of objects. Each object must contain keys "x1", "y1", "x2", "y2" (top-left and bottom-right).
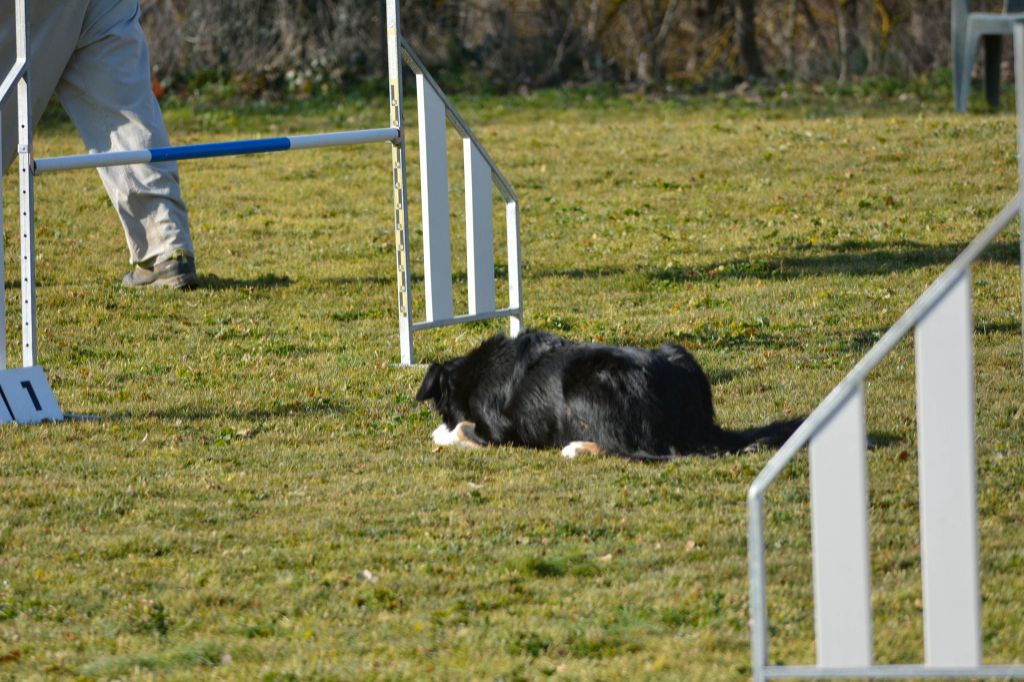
[{"x1": 1, "y1": 0, "x2": 193, "y2": 266}]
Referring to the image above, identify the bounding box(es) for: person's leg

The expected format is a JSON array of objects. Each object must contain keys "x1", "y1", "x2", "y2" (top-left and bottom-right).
[
  {"x1": 56, "y1": 0, "x2": 195, "y2": 280},
  {"x1": 1, "y1": 0, "x2": 85, "y2": 170}
]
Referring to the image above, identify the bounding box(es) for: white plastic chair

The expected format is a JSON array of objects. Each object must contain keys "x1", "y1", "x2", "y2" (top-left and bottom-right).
[{"x1": 953, "y1": 0, "x2": 1024, "y2": 111}]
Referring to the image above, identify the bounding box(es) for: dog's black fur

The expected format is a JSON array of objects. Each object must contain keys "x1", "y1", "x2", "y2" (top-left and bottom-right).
[{"x1": 416, "y1": 330, "x2": 802, "y2": 461}]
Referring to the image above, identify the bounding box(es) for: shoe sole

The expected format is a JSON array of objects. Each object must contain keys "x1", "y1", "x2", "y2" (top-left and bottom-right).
[
  {"x1": 124, "y1": 273, "x2": 199, "y2": 290},
  {"x1": 152, "y1": 274, "x2": 199, "y2": 290}
]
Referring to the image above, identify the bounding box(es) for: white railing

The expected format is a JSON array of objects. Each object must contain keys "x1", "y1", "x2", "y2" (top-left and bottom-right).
[
  {"x1": 396, "y1": 38, "x2": 523, "y2": 352},
  {"x1": 746, "y1": 22, "x2": 1024, "y2": 682}
]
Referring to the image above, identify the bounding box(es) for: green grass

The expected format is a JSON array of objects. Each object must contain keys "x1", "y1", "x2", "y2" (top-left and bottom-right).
[{"x1": 1, "y1": 85, "x2": 1023, "y2": 680}]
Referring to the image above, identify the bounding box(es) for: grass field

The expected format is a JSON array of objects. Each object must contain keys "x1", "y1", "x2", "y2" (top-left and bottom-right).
[{"x1": 2, "y1": 81, "x2": 1023, "y2": 680}]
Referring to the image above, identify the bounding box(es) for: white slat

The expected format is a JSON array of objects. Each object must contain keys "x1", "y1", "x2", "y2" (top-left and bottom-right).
[
  {"x1": 416, "y1": 75, "x2": 453, "y2": 322},
  {"x1": 809, "y1": 384, "x2": 873, "y2": 668},
  {"x1": 506, "y1": 201, "x2": 523, "y2": 337},
  {"x1": 914, "y1": 272, "x2": 981, "y2": 668},
  {"x1": 464, "y1": 140, "x2": 495, "y2": 315}
]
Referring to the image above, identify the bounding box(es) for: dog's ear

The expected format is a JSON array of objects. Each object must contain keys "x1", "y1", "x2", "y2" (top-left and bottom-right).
[{"x1": 416, "y1": 363, "x2": 445, "y2": 401}]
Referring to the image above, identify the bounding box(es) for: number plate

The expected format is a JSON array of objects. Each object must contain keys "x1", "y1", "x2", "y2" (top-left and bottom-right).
[{"x1": 0, "y1": 367, "x2": 63, "y2": 424}]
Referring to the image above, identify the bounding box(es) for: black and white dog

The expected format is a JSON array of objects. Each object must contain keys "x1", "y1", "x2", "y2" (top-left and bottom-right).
[{"x1": 416, "y1": 330, "x2": 802, "y2": 461}]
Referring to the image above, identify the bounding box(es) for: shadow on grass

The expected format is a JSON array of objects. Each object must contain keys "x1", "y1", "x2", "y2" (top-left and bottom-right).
[
  {"x1": 650, "y1": 240, "x2": 1020, "y2": 284},
  {"x1": 591, "y1": 324, "x2": 911, "y2": 358},
  {"x1": 976, "y1": 319, "x2": 1024, "y2": 335},
  {"x1": 101, "y1": 398, "x2": 349, "y2": 423},
  {"x1": 530, "y1": 241, "x2": 1018, "y2": 286},
  {"x1": 866, "y1": 431, "x2": 905, "y2": 450},
  {"x1": 335, "y1": 273, "x2": 392, "y2": 286},
  {"x1": 529, "y1": 266, "x2": 627, "y2": 281},
  {"x1": 200, "y1": 273, "x2": 293, "y2": 290},
  {"x1": 335, "y1": 265, "x2": 508, "y2": 288}
]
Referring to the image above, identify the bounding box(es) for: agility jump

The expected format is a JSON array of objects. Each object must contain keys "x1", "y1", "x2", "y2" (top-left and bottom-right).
[
  {"x1": 0, "y1": 0, "x2": 522, "y2": 422},
  {"x1": 744, "y1": 22, "x2": 1024, "y2": 682}
]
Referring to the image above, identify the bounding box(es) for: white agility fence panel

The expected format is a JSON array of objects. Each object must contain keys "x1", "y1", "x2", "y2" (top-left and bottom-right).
[
  {"x1": 745, "y1": 27, "x2": 1024, "y2": 678},
  {"x1": 402, "y1": 41, "x2": 523, "y2": 345},
  {"x1": 416, "y1": 74, "x2": 454, "y2": 323},
  {"x1": 747, "y1": 192, "x2": 1024, "y2": 682},
  {"x1": 465, "y1": 140, "x2": 496, "y2": 315},
  {"x1": 808, "y1": 384, "x2": 873, "y2": 668},
  {"x1": 914, "y1": 272, "x2": 981, "y2": 668}
]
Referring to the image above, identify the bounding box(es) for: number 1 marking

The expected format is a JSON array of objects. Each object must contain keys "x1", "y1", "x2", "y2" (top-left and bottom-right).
[{"x1": 21, "y1": 381, "x2": 42, "y2": 411}]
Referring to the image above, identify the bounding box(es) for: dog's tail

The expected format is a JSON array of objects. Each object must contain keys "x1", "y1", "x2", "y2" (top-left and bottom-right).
[
  {"x1": 712, "y1": 417, "x2": 804, "y2": 453},
  {"x1": 612, "y1": 417, "x2": 804, "y2": 461}
]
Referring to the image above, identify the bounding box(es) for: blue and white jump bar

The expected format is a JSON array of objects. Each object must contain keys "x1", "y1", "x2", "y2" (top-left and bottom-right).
[{"x1": 33, "y1": 127, "x2": 399, "y2": 174}]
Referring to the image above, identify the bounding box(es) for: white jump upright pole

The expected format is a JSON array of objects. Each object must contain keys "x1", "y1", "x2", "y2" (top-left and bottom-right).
[
  {"x1": 16, "y1": 0, "x2": 36, "y2": 368},
  {"x1": 1015, "y1": 22, "x2": 1024, "y2": 369},
  {"x1": 387, "y1": 0, "x2": 415, "y2": 366},
  {"x1": 0, "y1": 0, "x2": 62, "y2": 424}
]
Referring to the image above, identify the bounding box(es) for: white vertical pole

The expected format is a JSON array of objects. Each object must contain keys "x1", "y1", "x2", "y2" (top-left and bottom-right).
[
  {"x1": 16, "y1": 0, "x2": 36, "y2": 368},
  {"x1": 747, "y1": 491, "x2": 770, "y2": 682},
  {"x1": 416, "y1": 76, "x2": 453, "y2": 323},
  {"x1": 1015, "y1": 23, "x2": 1024, "y2": 369},
  {"x1": 915, "y1": 272, "x2": 981, "y2": 668},
  {"x1": 464, "y1": 140, "x2": 495, "y2": 315},
  {"x1": 808, "y1": 384, "x2": 873, "y2": 668},
  {"x1": 952, "y1": 0, "x2": 969, "y2": 112},
  {"x1": 387, "y1": 0, "x2": 415, "y2": 365},
  {"x1": 506, "y1": 200, "x2": 523, "y2": 336}
]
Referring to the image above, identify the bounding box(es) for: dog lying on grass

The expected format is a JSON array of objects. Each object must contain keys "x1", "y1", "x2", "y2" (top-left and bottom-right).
[{"x1": 416, "y1": 330, "x2": 802, "y2": 461}]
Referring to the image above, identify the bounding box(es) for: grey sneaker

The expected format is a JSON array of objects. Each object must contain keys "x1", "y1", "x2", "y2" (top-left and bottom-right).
[{"x1": 122, "y1": 254, "x2": 199, "y2": 290}]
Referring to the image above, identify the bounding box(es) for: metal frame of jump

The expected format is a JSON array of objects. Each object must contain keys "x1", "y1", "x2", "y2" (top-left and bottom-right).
[
  {"x1": 0, "y1": 0, "x2": 522, "y2": 422},
  {"x1": 745, "y1": 22, "x2": 1024, "y2": 682}
]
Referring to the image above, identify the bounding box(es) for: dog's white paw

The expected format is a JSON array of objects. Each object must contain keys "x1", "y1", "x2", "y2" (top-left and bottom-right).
[
  {"x1": 432, "y1": 423, "x2": 459, "y2": 447},
  {"x1": 433, "y1": 422, "x2": 485, "y2": 449},
  {"x1": 561, "y1": 441, "x2": 600, "y2": 459}
]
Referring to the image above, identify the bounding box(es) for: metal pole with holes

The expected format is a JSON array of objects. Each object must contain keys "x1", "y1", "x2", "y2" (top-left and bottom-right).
[
  {"x1": 15, "y1": 0, "x2": 36, "y2": 367},
  {"x1": 386, "y1": 0, "x2": 415, "y2": 365}
]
